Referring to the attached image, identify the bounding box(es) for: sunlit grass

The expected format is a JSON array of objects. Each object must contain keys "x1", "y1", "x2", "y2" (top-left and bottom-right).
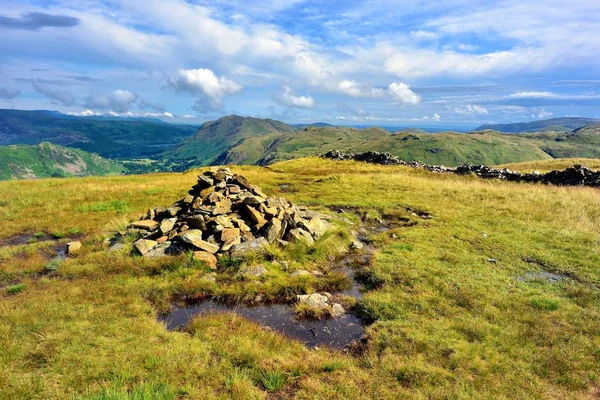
[{"x1": 1, "y1": 157, "x2": 599, "y2": 398}]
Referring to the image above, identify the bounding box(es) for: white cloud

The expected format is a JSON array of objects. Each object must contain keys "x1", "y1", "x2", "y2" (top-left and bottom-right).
[
  {"x1": 167, "y1": 68, "x2": 242, "y2": 112},
  {"x1": 336, "y1": 80, "x2": 385, "y2": 98},
  {"x1": 67, "y1": 109, "x2": 101, "y2": 116},
  {"x1": 278, "y1": 86, "x2": 314, "y2": 108},
  {"x1": 453, "y1": 104, "x2": 489, "y2": 116},
  {"x1": 411, "y1": 113, "x2": 441, "y2": 121},
  {"x1": 83, "y1": 89, "x2": 138, "y2": 112},
  {"x1": 167, "y1": 68, "x2": 242, "y2": 98},
  {"x1": 333, "y1": 80, "x2": 420, "y2": 105},
  {"x1": 535, "y1": 108, "x2": 553, "y2": 119},
  {"x1": 410, "y1": 30, "x2": 438, "y2": 41},
  {"x1": 387, "y1": 82, "x2": 421, "y2": 105},
  {"x1": 506, "y1": 91, "x2": 600, "y2": 100}
]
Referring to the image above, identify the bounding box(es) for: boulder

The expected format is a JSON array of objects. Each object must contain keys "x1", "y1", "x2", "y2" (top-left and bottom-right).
[{"x1": 288, "y1": 228, "x2": 315, "y2": 246}]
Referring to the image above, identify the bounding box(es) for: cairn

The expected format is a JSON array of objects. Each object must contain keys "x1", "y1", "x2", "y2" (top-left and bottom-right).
[{"x1": 126, "y1": 168, "x2": 328, "y2": 263}]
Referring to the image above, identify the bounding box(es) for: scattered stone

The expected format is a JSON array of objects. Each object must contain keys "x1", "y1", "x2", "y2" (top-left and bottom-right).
[
  {"x1": 231, "y1": 237, "x2": 269, "y2": 258},
  {"x1": 65, "y1": 241, "x2": 82, "y2": 256},
  {"x1": 200, "y1": 273, "x2": 217, "y2": 283},
  {"x1": 193, "y1": 251, "x2": 218, "y2": 269},
  {"x1": 487, "y1": 258, "x2": 497, "y2": 264}
]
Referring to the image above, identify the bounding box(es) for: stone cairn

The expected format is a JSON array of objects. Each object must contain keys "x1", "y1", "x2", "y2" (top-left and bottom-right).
[
  {"x1": 126, "y1": 168, "x2": 328, "y2": 266},
  {"x1": 322, "y1": 150, "x2": 600, "y2": 187}
]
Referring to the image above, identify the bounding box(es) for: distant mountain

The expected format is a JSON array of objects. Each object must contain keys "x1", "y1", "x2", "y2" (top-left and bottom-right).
[
  {"x1": 159, "y1": 116, "x2": 600, "y2": 168},
  {"x1": 475, "y1": 117, "x2": 600, "y2": 133},
  {"x1": 0, "y1": 109, "x2": 197, "y2": 159},
  {"x1": 164, "y1": 115, "x2": 297, "y2": 164},
  {"x1": 0, "y1": 142, "x2": 123, "y2": 180}
]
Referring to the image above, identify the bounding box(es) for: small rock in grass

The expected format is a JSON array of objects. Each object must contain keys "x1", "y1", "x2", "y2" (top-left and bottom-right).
[{"x1": 66, "y1": 241, "x2": 82, "y2": 256}]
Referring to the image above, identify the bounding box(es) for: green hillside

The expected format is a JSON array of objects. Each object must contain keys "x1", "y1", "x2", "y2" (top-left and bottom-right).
[
  {"x1": 0, "y1": 142, "x2": 123, "y2": 180},
  {"x1": 475, "y1": 117, "x2": 600, "y2": 133},
  {"x1": 0, "y1": 109, "x2": 197, "y2": 159},
  {"x1": 164, "y1": 114, "x2": 297, "y2": 164},
  {"x1": 158, "y1": 116, "x2": 600, "y2": 168},
  {"x1": 256, "y1": 128, "x2": 553, "y2": 166}
]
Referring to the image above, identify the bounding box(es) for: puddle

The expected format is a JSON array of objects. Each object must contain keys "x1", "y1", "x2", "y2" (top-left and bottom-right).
[
  {"x1": 517, "y1": 271, "x2": 567, "y2": 283},
  {"x1": 0, "y1": 234, "x2": 39, "y2": 247},
  {"x1": 159, "y1": 302, "x2": 365, "y2": 349},
  {"x1": 160, "y1": 236, "x2": 375, "y2": 349}
]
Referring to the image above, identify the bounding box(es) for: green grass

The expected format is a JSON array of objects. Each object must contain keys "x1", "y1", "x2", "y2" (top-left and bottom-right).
[
  {"x1": 5, "y1": 283, "x2": 25, "y2": 295},
  {"x1": 1, "y1": 157, "x2": 600, "y2": 398}
]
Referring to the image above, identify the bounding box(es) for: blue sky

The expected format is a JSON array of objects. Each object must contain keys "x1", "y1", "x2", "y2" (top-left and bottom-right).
[{"x1": 1, "y1": 0, "x2": 599, "y2": 128}]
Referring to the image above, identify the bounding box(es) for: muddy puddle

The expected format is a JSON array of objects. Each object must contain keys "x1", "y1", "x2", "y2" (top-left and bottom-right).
[
  {"x1": 160, "y1": 238, "x2": 375, "y2": 349},
  {"x1": 517, "y1": 271, "x2": 567, "y2": 283},
  {"x1": 159, "y1": 302, "x2": 365, "y2": 349}
]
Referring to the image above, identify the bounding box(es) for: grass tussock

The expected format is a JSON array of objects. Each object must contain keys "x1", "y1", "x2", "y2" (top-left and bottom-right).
[{"x1": 1, "y1": 157, "x2": 600, "y2": 398}]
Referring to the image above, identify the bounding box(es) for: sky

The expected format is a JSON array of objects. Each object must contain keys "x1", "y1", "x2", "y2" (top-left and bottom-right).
[{"x1": 1, "y1": 0, "x2": 599, "y2": 129}]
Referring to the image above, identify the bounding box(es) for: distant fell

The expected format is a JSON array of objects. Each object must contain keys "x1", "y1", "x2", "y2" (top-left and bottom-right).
[
  {"x1": 475, "y1": 117, "x2": 600, "y2": 133},
  {"x1": 0, "y1": 142, "x2": 123, "y2": 180},
  {"x1": 164, "y1": 114, "x2": 297, "y2": 164},
  {"x1": 0, "y1": 109, "x2": 197, "y2": 159}
]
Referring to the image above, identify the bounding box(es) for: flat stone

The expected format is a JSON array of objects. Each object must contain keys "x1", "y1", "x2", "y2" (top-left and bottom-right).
[
  {"x1": 66, "y1": 241, "x2": 82, "y2": 256},
  {"x1": 243, "y1": 196, "x2": 265, "y2": 206},
  {"x1": 296, "y1": 293, "x2": 329, "y2": 308},
  {"x1": 301, "y1": 217, "x2": 327, "y2": 238},
  {"x1": 244, "y1": 205, "x2": 267, "y2": 226},
  {"x1": 145, "y1": 243, "x2": 171, "y2": 257},
  {"x1": 288, "y1": 228, "x2": 315, "y2": 246},
  {"x1": 134, "y1": 239, "x2": 157, "y2": 255},
  {"x1": 264, "y1": 218, "x2": 282, "y2": 243},
  {"x1": 221, "y1": 227, "x2": 240, "y2": 243},
  {"x1": 129, "y1": 220, "x2": 159, "y2": 231},
  {"x1": 160, "y1": 218, "x2": 177, "y2": 235},
  {"x1": 192, "y1": 251, "x2": 218, "y2": 269},
  {"x1": 233, "y1": 175, "x2": 253, "y2": 190},
  {"x1": 166, "y1": 207, "x2": 181, "y2": 217},
  {"x1": 220, "y1": 236, "x2": 241, "y2": 251},
  {"x1": 180, "y1": 230, "x2": 220, "y2": 253},
  {"x1": 156, "y1": 236, "x2": 168, "y2": 243},
  {"x1": 230, "y1": 237, "x2": 269, "y2": 258}
]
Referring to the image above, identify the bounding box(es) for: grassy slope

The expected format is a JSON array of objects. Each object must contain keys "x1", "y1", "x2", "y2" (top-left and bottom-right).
[
  {"x1": 498, "y1": 158, "x2": 600, "y2": 173},
  {"x1": 0, "y1": 109, "x2": 197, "y2": 159},
  {"x1": 0, "y1": 142, "x2": 123, "y2": 180},
  {"x1": 1, "y1": 158, "x2": 600, "y2": 398},
  {"x1": 165, "y1": 115, "x2": 297, "y2": 163},
  {"x1": 259, "y1": 128, "x2": 553, "y2": 166}
]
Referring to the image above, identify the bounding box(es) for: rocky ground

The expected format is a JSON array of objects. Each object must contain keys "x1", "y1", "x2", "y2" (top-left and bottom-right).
[{"x1": 322, "y1": 150, "x2": 600, "y2": 187}]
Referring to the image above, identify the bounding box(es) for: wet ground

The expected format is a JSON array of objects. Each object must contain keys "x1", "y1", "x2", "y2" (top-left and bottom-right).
[
  {"x1": 159, "y1": 302, "x2": 365, "y2": 349},
  {"x1": 517, "y1": 271, "x2": 568, "y2": 283},
  {"x1": 160, "y1": 235, "x2": 375, "y2": 349}
]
